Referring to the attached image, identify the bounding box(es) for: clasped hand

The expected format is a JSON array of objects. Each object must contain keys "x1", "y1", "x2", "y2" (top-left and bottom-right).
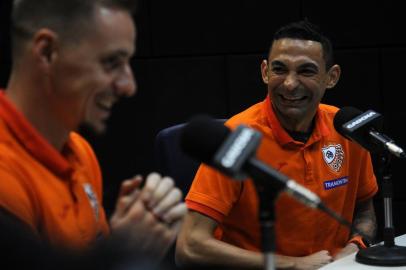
[{"x1": 110, "y1": 172, "x2": 187, "y2": 259}]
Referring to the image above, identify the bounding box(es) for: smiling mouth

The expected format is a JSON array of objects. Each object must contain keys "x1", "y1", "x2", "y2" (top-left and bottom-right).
[
  {"x1": 280, "y1": 95, "x2": 307, "y2": 103},
  {"x1": 96, "y1": 100, "x2": 115, "y2": 111},
  {"x1": 95, "y1": 93, "x2": 117, "y2": 110}
]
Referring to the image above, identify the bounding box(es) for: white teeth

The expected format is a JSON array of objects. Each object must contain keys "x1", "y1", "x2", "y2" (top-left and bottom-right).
[
  {"x1": 283, "y1": 96, "x2": 302, "y2": 101},
  {"x1": 97, "y1": 100, "x2": 114, "y2": 110}
]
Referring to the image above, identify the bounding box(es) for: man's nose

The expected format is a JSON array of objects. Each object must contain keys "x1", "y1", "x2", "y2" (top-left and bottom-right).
[
  {"x1": 114, "y1": 64, "x2": 136, "y2": 97},
  {"x1": 283, "y1": 72, "x2": 299, "y2": 91}
]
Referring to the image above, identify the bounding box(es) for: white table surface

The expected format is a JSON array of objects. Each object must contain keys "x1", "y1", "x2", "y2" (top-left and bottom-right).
[{"x1": 319, "y1": 234, "x2": 406, "y2": 269}]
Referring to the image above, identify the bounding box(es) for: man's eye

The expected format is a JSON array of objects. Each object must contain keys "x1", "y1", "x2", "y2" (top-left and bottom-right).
[
  {"x1": 271, "y1": 66, "x2": 286, "y2": 74},
  {"x1": 300, "y1": 69, "x2": 317, "y2": 76},
  {"x1": 102, "y1": 57, "x2": 122, "y2": 70}
]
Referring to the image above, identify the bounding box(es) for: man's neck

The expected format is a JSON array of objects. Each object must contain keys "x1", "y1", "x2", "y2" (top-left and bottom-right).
[
  {"x1": 285, "y1": 127, "x2": 313, "y2": 143},
  {"x1": 6, "y1": 78, "x2": 70, "y2": 151}
]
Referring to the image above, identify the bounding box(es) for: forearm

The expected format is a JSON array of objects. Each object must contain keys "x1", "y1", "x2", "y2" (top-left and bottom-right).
[
  {"x1": 177, "y1": 235, "x2": 264, "y2": 269},
  {"x1": 352, "y1": 199, "x2": 377, "y2": 240},
  {"x1": 176, "y1": 212, "x2": 300, "y2": 269},
  {"x1": 333, "y1": 200, "x2": 377, "y2": 261},
  {"x1": 177, "y1": 236, "x2": 334, "y2": 270}
]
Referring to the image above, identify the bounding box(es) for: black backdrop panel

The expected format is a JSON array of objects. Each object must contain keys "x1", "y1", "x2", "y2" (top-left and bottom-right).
[
  {"x1": 226, "y1": 54, "x2": 267, "y2": 115},
  {"x1": 374, "y1": 200, "x2": 406, "y2": 240},
  {"x1": 149, "y1": 0, "x2": 301, "y2": 56},
  {"x1": 381, "y1": 1, "x2": 406, "y2": 45},
  {"x1": 380, "y1": 48, "x2": 406, "y2": 200},
  {"x1": 302, "y1": 1, "x2": 383, "y2": 48},
  {"x1": 134, "y1": 0, "x2": 153, "y2": 57},
  {"x1": 0, "y1": 0, "x2": 12, "y2": 88},
  {"x1": 149, "y1": 56, "x2": 229, "y2": 128},
  {"x1": 392, "y1": 201, "x2": 406, "y2": 237},
  {"x1": 323, "y1": 49, "x2": 382, "y2": 112}
]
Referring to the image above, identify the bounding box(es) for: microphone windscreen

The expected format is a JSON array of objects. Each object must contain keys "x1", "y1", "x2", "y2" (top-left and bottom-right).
[
  {"x1": 333, "y1": 106, "x2": 363, "y2": 137},
  {"x1": 180, "y1": 116, "x2": 230, "y2": 163}
]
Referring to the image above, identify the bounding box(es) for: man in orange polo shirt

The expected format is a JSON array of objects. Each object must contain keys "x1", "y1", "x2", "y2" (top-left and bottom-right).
[
  {"x1": 176, "y1": 20, "x2": 378, "y2": 270},
  {"x1": 0, "y1": 0, "x2": 186, "y2": 266}
]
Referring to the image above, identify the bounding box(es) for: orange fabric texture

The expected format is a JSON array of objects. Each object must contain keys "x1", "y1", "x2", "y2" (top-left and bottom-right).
[
  {"x1": 0, "y1": 91, "x2": 109, "y2": 250},
  {"x1": 186, "y1": 96, "x2": 378, "y2": 256}
]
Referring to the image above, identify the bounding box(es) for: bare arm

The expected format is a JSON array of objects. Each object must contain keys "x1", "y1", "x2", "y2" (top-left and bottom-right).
[
  {"x1": 334, "y1": 198, "x2": 376, "y2": 260},
  {"x1": 175, "y1": 211, "x2": 265, "y2": 269},
  {"x1": 351, "y1": 198, "x2": 377, "y2": 240},
  {"x1": 176, "y1": 211, "x2": 332, "y2": 270}
]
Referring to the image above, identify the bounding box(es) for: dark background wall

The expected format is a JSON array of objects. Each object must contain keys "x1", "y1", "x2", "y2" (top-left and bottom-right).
[{"x1": 1, "y1": 0, "x2": 406, "y2": 241}]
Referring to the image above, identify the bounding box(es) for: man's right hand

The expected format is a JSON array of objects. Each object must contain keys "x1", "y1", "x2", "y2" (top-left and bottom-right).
[{"x1": 110, "y1": 173, "x2": 187, "y2": 260}]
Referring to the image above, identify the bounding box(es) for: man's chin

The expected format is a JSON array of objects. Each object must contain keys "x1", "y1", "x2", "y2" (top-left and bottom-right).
[
  {"x1": 78, "y1": 121, "x2": 108, "y2": 137},
  {"x1": 276, "y1": 105, "x2": 305, "y2": 117}
]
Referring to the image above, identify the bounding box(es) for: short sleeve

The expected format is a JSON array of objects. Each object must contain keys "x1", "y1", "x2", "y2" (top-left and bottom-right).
[{"x1": 186, "y1": 163, "x2": 242, "y2": 223}]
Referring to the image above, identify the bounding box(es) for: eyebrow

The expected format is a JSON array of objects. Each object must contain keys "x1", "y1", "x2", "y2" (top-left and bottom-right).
[
  {"x1": 270, "y1": 60, "x2": 286, "y2": 67},
  {"x1": 298, "y1": 62, "x2": 319, "y2": 71},
  {"x1": 103, "y1": 49, "x2": 133, "y2": 60}
]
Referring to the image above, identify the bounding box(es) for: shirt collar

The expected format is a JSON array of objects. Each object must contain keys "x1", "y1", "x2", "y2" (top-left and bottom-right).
[
  {"x1": 0, "y1": 90, "x2": 73, "y2": 177},
  {"x1": 263, "y1": 95, "x2": 331, "y2": 147}
]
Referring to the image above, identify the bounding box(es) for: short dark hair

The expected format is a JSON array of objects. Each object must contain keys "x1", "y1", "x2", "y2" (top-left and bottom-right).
[
  {"x1": 271, "y1": 20, "x2": 334, "y2": 69},
  {"x1": 11, "y1": 0, "x2": 137, "y2": 60}
]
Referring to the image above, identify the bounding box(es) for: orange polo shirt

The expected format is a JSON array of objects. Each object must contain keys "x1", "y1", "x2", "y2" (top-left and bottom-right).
[
  {"x1": 0, "y1": 90, "x2": 109, "y2": 250},
  {"x1": 186, "y1": 96, "x2": 378, "y2": 256}
]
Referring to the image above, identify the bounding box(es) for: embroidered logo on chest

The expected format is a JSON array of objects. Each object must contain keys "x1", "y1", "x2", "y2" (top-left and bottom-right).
[
  {"x1": 83, "y1": 183, "x2": 99, "y2": 221},
  {"x1": 322, "y1": 144, "x2": 344, "y2": 172}
]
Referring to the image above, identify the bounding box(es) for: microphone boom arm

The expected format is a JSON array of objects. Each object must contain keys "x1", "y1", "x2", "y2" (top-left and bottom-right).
[{"x1": 368, "y1": 130, "x2": 406, "y2": 158}]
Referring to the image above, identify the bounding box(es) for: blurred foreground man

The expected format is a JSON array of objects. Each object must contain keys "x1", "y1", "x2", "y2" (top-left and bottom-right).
[{"x1": 0, "y1": 0, "x2": 186, "y2": 267}]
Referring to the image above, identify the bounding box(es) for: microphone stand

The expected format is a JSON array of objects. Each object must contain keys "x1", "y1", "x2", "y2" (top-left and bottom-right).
[
  {"x1": 356, "y1": 152, "x2": 406, "y2": 265},
  {"x1": 254, "y1": 180, "x2": 278, "y2": 270}
]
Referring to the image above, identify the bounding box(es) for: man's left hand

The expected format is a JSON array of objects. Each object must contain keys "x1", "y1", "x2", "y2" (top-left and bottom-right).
[{"x1": 333, "y1": 243, "x2": 358, "y2": 261}]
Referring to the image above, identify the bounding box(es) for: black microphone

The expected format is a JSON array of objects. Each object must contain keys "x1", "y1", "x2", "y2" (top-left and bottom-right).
[
  {"x1": 181, "y1": 116, "x2": 334, "y2": 212},
  {"x1": 333, "y1": 107, "x2": 406, "y2": 158}
]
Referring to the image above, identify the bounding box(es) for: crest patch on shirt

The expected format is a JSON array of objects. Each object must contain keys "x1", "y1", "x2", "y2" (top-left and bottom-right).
[
  {"x1": 322, "y1": 144, "x2": 344, "y2": 172},
  {"x1": 83, "y1": 183, "x2": 99, "y2": 221}
]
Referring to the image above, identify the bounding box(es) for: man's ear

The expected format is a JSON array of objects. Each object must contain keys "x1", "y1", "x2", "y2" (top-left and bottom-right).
[
  {"x1": 326, "y1": 64, "x2": 341, "y2": 89},
  {"x1": 31, "y1": 28, "x2": 59, "y2": 73},
  {"x1": 261, "y1": 59, "x2": 269, "y2": 84}
]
